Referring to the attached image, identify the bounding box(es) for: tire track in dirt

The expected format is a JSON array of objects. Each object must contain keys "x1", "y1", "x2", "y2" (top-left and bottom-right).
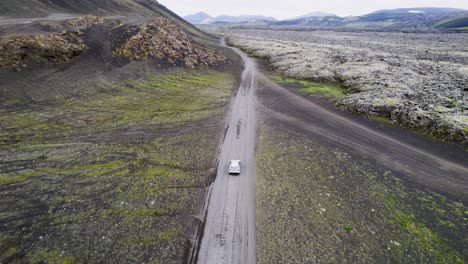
[{"x1": 196, "y1": 44, "x2": 257, "y2": 264}]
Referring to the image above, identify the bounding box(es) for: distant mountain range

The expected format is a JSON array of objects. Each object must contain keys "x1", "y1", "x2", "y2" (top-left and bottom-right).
[
  {"x1": 185, "y1": 7, "x2": 468, "y2": 31},
  {"x1": 183, "y1": 12, "x2": 213, "y2": 24},
  {"x1": 184, "y1": 12, "x2": 276, "y2": 24}
]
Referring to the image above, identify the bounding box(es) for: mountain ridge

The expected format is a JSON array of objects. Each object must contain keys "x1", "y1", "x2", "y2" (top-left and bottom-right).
[
  {"x1": 285, "y1": 11, "x2": 335, "y2": 21},
  {"x1": 193, "y1": 7, "x2": 468, "y2": 31},
  {"x1": 184, "y1": 12, "x2": 276, "y2": 24},
  {"x1": 183, "y1": 11, "x2": 213, "y2": 24}
]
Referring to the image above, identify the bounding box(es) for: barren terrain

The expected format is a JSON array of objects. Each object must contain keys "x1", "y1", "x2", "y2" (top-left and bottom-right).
[
  {"x1": 2, "y1": 2, "x2": 468, "y2": 263},
  {"x1": 253, "y1": 61, "x2": 468, "y2": 263},
  {"x1": 213, "y1": 27, "x2": 468, "y2": 144},
  {"x1": 0, "y1": 15, "x2": 241, "y2": 263}
]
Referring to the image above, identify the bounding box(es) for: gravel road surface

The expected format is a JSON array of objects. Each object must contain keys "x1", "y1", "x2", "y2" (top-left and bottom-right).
[{"x1": 197, "y1": 45, "x2": 257, "y2": 264}]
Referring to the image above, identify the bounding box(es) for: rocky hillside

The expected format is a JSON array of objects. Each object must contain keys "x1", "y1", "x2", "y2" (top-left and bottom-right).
[
  {"x1": 0, "y1": 0, "x2": 207, "y2": 38},
  {"x1": 0, "y1": 0, "x2": 230, "y2": 102},
  {"x1": 115, "y1": 17, "x2": 226, "y2": 67},
  {"x1": 0, "y1": 1, "x2": 238, "y2": 264},
  {"x1": 0, "y1": 30, "x2": 85, "y2": 68},
  {"x1": 0, "y1": 15, "x2": 106, "y2": 68},
  {"x1": 0, "y1": 15, "x2": 225, "y2": 69},
  {"x1": 1, "y1": 0, "x2": 169, "y2": 18}
]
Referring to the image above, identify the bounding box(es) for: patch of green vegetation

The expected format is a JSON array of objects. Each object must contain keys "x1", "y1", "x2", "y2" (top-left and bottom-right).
[
  {"x1": 0, "y1": 71, "x2": 232, "y2": 149},
  {"x1": 255, "y1": 125, "x2": 466, "y2": 263},
  {"x1": 408, "y1": 126, "x2": 441, "y2": 142},
  {"x1": 452, "y1": 115, "x2": 468, "y2": 126},
  {"x1": 369, "y1": 116, "x2": 394, "y2": 125},
  {"x1": 299, "y1": 84, "x2": 345, "y2": 97},
  {"x1": 269, "y1": 72, "x2": 345, "y2": 97},
  {"x1": 157, "y1": 227, "x2": 181, "y2": 242},
  {"x1": 368, "y1": 114, "x2": 446, "y2": 143},
  {"x1": 434, "y1": 15, "x2": 468, "y2": 29},
  {"x1": 384, "y1": 98, "x2": 398, "y2": 105},
  {"x1": 30, "y1": 250, "x2": 77, "y2": 264},
  {"x1": 0, "y1": 69, "x2": 234, "y2": 263}
]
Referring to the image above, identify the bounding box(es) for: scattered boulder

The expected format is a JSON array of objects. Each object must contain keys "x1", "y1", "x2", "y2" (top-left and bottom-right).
[
  {"x1": 0, "y1": 31, "x2": 85, "y2": 68},
  {"x1": 115, "y1": 17, "x2": 226, "y2": 68}
]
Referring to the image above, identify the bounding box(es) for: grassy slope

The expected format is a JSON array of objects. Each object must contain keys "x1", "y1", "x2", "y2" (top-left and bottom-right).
[
  {"x1": 434, "y1": 15, "x2": 468, "y2": 30},
  {"x1": 256, "y1": 124, "x2": 466, "y2": 263},
  {"x1": 0, "y1": 70, "x2": 234, "y2": 263},
  {"x1": 269, "y1": 73, "x2": 345, "y2": 98}
]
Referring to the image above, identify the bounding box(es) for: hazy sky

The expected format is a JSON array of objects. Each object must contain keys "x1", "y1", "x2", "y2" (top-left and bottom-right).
[{"x1": 158, "y1": 0, "x2": 468, "y2": 19}]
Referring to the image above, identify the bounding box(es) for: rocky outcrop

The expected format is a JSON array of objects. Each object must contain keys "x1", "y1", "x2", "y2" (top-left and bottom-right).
[
  {"x1": 0, "y1": 31, "x2": 85, "y2": 68},
  {"x1": 115, "y1": 17, "x2": 226, "y2": 67},
  {"x1": 335, "y1": 96, "x2": 468, "y2": 144},
  {"x1": 220, "y1": 28, "x2": 468, "y2": 145},
  {"x1": 39, "y1": 15, "x2": 105, "y2": 31}
]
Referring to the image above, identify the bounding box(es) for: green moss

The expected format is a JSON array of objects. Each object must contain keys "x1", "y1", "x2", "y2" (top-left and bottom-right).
[
  {"x1": 299, "y1": 83, "x2": 345, "y2": 97},
  {"x1": 0, "y1": 244, "x2": 18, "y2": 259},
  {"x1": 15, "y1": 143, "x2": 87, "y2": 149},
  {"x1": 84, "y1": 161, "x2": 127, "y2": 169},
  {"x1": 0, "y1": 69, "x2": 235, "y2": 263},
  {"x1": 0, "y1": 70, "x2": 233, "y2": 149},
  {"x1": 30, "y1": 250, "x2": 77, "y2": 264},
  {"x1": 269, "y1": 72, "x2": 345, "y2": 97},
  {"x1": 451, "y1": 116, "x2": 468, "y2": 129},
  {"x1": 134, "y1": 166, "x2": 179, "y2": 178},
  {"x1": 0, "y1": 170, "x2": 37, "y2": 183},
  {"x1": 369, "y1": 116, "x2": 394, "y2": 125},
  {"x1": 157, "y1": 227, "x2": 181, "y2": 242},
  {"x1": 255, "y1": 126, "x2": 466, "y2": 263},
  {"x1": 385, "y1": 98, "x2": 398, "y2": 105},
  {"x1": 408, "y1": 126, "x2": 440, "y2": 142}
]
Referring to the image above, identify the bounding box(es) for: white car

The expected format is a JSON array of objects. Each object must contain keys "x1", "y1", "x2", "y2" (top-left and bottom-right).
[{"x1": 228, "y1": 160, "x2": 241, "y2": 175}]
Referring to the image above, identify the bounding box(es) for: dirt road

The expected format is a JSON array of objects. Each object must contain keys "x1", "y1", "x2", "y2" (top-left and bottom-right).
[
  {"x1": 196, "y1": 46, "x2": 257, "y2": 263},
  {"x1": 196, "y1": 40, "x2": 468, "y2": 264},
  {"x1": 0, "y1": 13, "x2": 78, "y2": 26}
]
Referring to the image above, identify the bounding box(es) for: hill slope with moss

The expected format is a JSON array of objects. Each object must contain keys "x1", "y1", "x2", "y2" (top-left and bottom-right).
[
  {"x1": 434, "y1": 14, "x2": 468, "y2": 31},
  {"x1": 0, "y1": 1, "x2": 242, "y2": 263}
]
